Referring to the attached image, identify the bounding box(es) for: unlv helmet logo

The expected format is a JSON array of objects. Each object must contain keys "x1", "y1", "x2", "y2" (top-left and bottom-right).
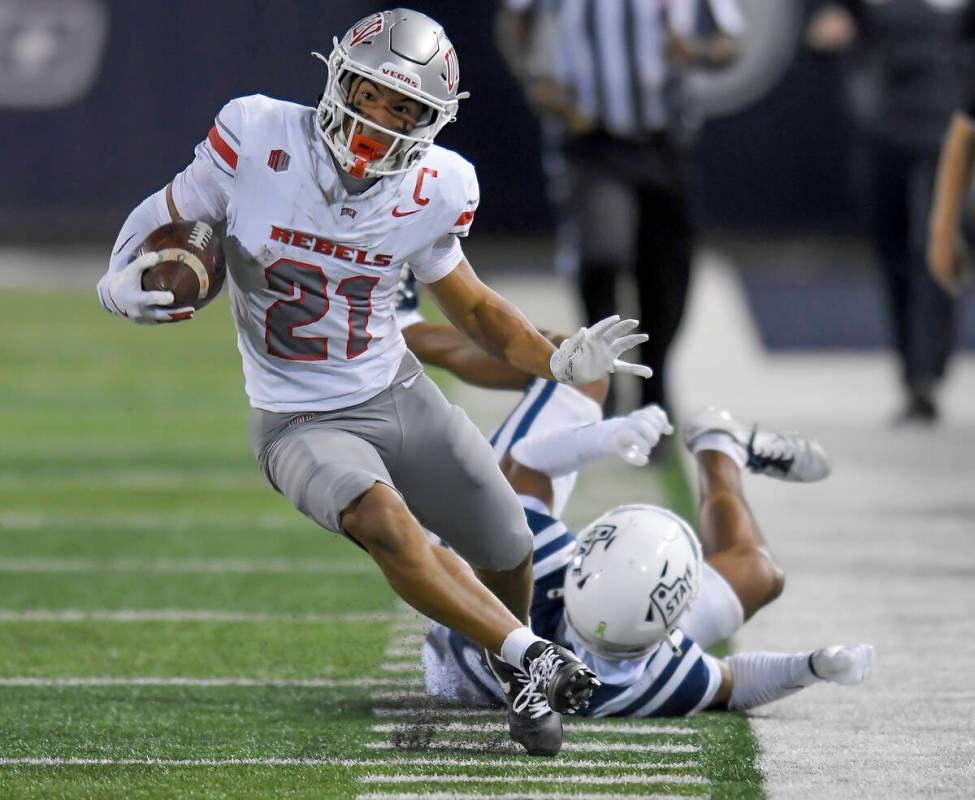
[
  {"x1": 443, "y1": 46, "x2": 459, "y2": 92},
  {"x1": 349, "y1": 13, "x2": 384, "y2": 46},
  {"x1": 646, "y1": 564, "x2": 694, "y2": 627}
]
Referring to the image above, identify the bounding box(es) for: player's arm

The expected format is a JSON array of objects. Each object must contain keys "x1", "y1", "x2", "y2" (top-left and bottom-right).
[
  {"x1": 425, "y1": 256, "x2": 558, "y2": 379},
  {"x1": 96, "y1": 101, "x2": 238, "y2": 324},
  {"x1": 402, "y1": 321, "x2": 535, "y2": 391},
  {"x1": 502, "y1": 405, "x2": 673, "y2": 514},
  {"x1": 426, "y1": 257, "x2": 651, "y2": 385},
  {"x1": 928, "y1": 111, "x2": 975, "y2": 293}
]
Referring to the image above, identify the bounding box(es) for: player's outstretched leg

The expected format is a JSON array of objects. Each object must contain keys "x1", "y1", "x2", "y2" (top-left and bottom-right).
[
  {"x1": 720, "y1": 643, "x2": 875, "y2": 710},
  {"x1": 342, "y1": 484, "x2": 598, "y2": 756},
  {"x1": 485, "y1": 642, "x2": 600, "y2": 757},
  {"x1": 680, "y1": 407, "x2": 830, "y2": 624},
  {"x1": 683, "y1": 407, "x2": 831, "y2": 482}
]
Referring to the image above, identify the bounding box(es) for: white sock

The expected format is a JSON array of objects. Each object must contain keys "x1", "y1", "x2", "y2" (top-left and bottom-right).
[
  {"x1": 726, "y1": 651, "x2": 819, "y2": 710},
  {"x1": 691, "y1": 432, "x2": 748, "y2": 469},
  {"x1": 499, "y1": 626, "x2": 545, "y2": 670},
  {"x1": 511, "y1": 420, "x2": 621, "y2": 478}
]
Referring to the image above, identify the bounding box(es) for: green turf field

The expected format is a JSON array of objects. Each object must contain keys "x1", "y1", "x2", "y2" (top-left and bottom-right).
[{"x1": 0, "y1": 290, "x2": 763, "y2": 798}]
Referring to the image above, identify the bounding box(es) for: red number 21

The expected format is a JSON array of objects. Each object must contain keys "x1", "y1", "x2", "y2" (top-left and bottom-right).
[{"x1": 264, "y1": 258, "x2": 379, "y2": 361}]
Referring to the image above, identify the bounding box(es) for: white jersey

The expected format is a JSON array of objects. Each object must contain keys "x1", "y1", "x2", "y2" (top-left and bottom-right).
[{"x1": 139, "y1": 94, "x2": 478, "y2": 412}]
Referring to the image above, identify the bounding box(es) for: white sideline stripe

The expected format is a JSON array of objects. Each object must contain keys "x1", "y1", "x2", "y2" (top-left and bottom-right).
[
  {"x1": 357, "y1": 793, "x2": 691, "y2": 800},
  {"x1": 367, "y1": 742, "x2": 698, "y2": 754},
  {"x1": 0, "y1": 558, "x2": 375, "y2": 575},
  {"x1": 360, "y1": 774, "x2": 708, "y2": 786},
  {"x1": 0, "y1": 609, "x2": 398, "y2": 623},
  {"x1": 0, "y1": 677, "x2": 422, "y2": 689},
  {"x1": 371, "y1": 722, "x2": 695, "y2": 736}
]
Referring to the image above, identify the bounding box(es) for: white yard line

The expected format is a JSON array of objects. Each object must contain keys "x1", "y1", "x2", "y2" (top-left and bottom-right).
[
  {"x1": 0, "y1": 474, "x2": 264, "y2": 490},
  {"x1": 357, "y1": 793, "x2": 691, "y2": 800},
  {"x1": 360, "y1": 774, "x2": 708, "y2": 785},
  {"x1": 379, "y1": 662, "x2": 423, "y2": 673},
  {"x1": 382, "y1": 647, "x2": 420, "y2": 658},
  {"x1": 370, "y1": 722, "x2": 695, "y2": 736},
  {"x1": 0, "y1": 558, "x2": 374, "y2": 575},
  {"x1": 355, "y1": 757, "x2": 701, "y2": 770},
  {"x1": 0, "y1": 511, "x2": 298, "y2": 531},
  {"x1": 372, "y1": 708, "x2": 501, "y2": 719},
  {"x1": 0, "y1": 757, "x2": 701, "y2": 771},
  {"x1": 0, "y1": 609, "x2": 397, "y2": 623},
  {"x1": 366, "y1": 742, "x2": 698, "y2": 754},
  {"x1": 370, "y1": 691, "x2": 429, "y2": 702},
  {"x1": 0, "y1": 677, "x2": 422, "y2": 688},
  {"x1": 0, "y1": 757, "x2": 379, "y2": 767}
]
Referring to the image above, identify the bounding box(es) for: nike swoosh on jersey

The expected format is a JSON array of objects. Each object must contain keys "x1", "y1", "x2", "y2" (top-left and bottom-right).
[{"x1": 391, "y1": 206, "x2": 421, "y2": 217}]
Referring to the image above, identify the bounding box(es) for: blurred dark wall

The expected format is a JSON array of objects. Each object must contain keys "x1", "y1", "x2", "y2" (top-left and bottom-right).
[{"x1": 0, "y1": 0, "x2": 856, "y2": 242}]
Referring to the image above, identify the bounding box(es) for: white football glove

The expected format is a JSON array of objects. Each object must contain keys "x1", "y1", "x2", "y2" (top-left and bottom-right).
[
  {"x1": 550, "y1": 315, "x2": 653, "y2": 385},
  {"x1": 611, "y1": 404, "x2": 674, "y2": 467},
  {"x1": 99, "y1": 252, "x2": 195, "y2": 324}
]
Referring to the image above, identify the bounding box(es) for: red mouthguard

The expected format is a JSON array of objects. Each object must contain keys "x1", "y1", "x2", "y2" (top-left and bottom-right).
[{"x1": 348, "y1": 132, "x2": 389, "y2": 178}]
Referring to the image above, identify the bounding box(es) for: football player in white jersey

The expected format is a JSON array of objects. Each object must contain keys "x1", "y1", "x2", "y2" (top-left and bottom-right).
[
  {"x1": 395, "y1": 286, "x2": 874, "y2": 748},
  {"x1": 94, "y1": 9, "x2": 659, "y2": 754}
]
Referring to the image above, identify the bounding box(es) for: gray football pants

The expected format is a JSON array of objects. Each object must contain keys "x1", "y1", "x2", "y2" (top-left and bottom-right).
[{"x1": 247, "y1": 352, "x2": 533, "y2": 572}]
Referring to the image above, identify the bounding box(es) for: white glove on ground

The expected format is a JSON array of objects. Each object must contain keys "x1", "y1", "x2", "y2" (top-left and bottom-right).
[
  {"x1": 811, "y1": 644, "x2": 875, "y2": 685},
  {"x1": 99, "y1": 252, "x2": 195, "y2": 324},
  {"x1": 610, "y1": 404, "x2": 674, "y2": 467},
  {"x1": 550, "y1": 315, "x2": 652, "y2": 384}
]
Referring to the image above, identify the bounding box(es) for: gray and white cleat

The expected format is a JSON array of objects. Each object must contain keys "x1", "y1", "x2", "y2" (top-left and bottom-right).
[{"x1": 683, "y1": 406, "x2": 831, "y2": 482}]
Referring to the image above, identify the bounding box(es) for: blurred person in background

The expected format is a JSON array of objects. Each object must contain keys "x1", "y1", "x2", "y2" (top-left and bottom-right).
[
  {"x1": 807, "y1": 0, "x2": 975, "y2": 424},
  {"x1": 495, "y1": 0, "x2": 744, "y2": 420},
  {"x1": 927, "y1": 71, "x2": 975, "y2": 295}
]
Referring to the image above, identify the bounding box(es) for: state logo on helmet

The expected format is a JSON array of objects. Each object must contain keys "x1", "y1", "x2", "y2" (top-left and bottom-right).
[
  {"x1": 564, "y1": 504, "x2": 703, "y2": 659},
  {"x1": 313, "y1": 8, "x2": 469, "y2": 178}
]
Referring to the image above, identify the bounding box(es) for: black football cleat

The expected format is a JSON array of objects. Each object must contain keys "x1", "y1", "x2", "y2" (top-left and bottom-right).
[
  {"x1": 485, "y1": 649, "x2": 563, "y2": 756},
  {"x1": 485, "y1": 642, "x2": 600, "y2": 756},
  {"x1": 522, "y1": 641, "x2": 600, "y2": 714}
]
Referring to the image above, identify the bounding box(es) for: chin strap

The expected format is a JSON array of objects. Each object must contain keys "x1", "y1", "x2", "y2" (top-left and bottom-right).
[
  {"x1": 348, "y1": 131, "x2": 389, "y2": 178},
  {"x1": 664, "y1": 629, "x2": 683, "y2": 658}
]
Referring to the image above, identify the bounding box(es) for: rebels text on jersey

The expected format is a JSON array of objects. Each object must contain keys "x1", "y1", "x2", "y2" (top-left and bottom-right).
[{"x1": 171, "y1": 94, "x2": 479, "y2": 412}]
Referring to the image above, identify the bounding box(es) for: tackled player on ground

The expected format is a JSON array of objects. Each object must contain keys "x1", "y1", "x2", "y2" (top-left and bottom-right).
[{"x1": 396, "y1": 274, "x2": 875, "y2": 755}]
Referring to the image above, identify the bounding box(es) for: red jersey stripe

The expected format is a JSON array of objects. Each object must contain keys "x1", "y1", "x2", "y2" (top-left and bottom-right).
[
  {"x1": 207, "y1": 126, "x2": 238, "y2": 170},
  {"x1": 453, "y1": 210, "x2": 475, "y2": 227}
]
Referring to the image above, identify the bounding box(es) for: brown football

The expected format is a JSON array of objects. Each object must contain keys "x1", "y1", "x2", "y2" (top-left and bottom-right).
[{"x1": 139, "y1": 220, "x2": 226, "y2": 309}]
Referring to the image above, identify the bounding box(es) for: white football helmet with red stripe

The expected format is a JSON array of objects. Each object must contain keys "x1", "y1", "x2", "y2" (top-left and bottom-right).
[{"x1": 313, "y1": 8, "x2": 469, "y2": 178}]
